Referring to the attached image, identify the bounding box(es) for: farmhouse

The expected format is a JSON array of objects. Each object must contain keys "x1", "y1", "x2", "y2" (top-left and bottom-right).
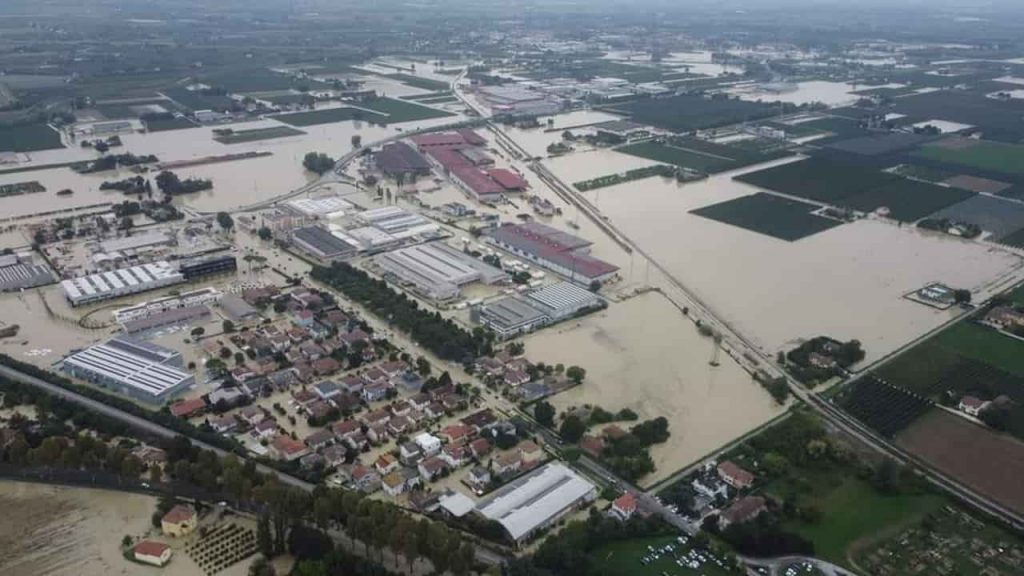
[
  {"x1": 133, "y1": 540, "x2": 172, "y2": 567},
  {"x1": 717, "y1": 460, "x2": 755, "y2": 490},
  {"x1": 959, "y1": 395, "x2": 990, "y2": 417},
  {"x1": 161, "y1": 505, "x2": 197, "y2": 537}
]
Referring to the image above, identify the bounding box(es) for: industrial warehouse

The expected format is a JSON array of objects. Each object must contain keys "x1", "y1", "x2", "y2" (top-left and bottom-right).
[
  {"x1": 61, "y1": 336, "x2": 194, "y2": 403},
  {"x1": 0, "y1": 253, "x2": 54, "y2": 292},
  {"x1": 291, "y1": 225, "x2": 360, "y2": 262},
  {"x1": 373, "y1": 241, "x2": 507, "y2": 300},
  {"x1": 410, "y1": 130, "x2": 528, "y2": 201},
  {"x1": 475, "y1": 281, "x2": 604, "y2": 338},
  {"x1": 475, "y1": 462, "x2": 596, "y2": 544},
  {"x1": 484, "y1": 222, "x2": 618, "y2": 285},
  {"x1": 60, "y1": 261, "x2": 185, "y2": 307}
]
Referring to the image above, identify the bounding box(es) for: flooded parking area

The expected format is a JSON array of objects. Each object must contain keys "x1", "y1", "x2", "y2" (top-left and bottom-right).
[{"x1": 524, "y1": 291, "x2": 784, "y2": 486}]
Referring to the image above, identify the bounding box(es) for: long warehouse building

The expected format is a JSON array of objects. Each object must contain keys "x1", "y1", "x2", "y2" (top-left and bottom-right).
[
  {"x1": 61, "y1": 336, "x2": 194, "y2": 404},
  {"x1": 374, "y1": 241, "x2": 507, "y2": 300},
  {"x1": 61, "y1": 261, "x2": 185, "y2": 307},
  {"x1": 484, "y1": 222, "x2": 618, "y2": 285},
  {"x1": 475, "y1": 462, "x2": 596, "y2": 545}
]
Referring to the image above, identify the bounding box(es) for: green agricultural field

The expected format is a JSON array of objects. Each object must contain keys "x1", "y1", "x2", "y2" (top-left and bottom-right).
[
  {"x1": 401, "y1": 91, "x2": 451, "y2": 101},
  {"x1": 199, "y1": 69, "x2": 317, "y2": 93},
  {"x1": 385, "y1": 74, "x2": 450, "y2": 91},
  {"x1": 275, "y1": 106, "x2": 389, "y2": 127},
  {"x1": 914, "y1": 139, "x2": 1024, "y2": 175},
  {"x1": 0, "y1": 123, "x2": 64, "y2": 152},
  {"x1": 933, "y1": 321, "x2": 1024, "y2": 377},
  {"x1": 144, "y1": 117, "x2": 198, "y2": 132},
  {"x1": 590, "y1": 535, "x2": 738, "y2": 576},
  {"x1": 619, "y1": 138, "x2": 790, "y2": 175},
  {"x1": 840, "y1": 177, "x2": 975, "y2": 222},
  {"x1": 163, "y1": 86, "x2": 236, "y2": 112},
  {"x1": 735, "y1": 157, "x2": 895, "y2": 203},
  {"x1": 620, "y1": 141, "x2": 735, "y2": 173},
  {"x1": 610, "y1": 94, "x2": 780, "y2": 133},
  {"x1": 418, "y1": 95, "x2": 459, "y2": 104},
  {"x1": 356, "y1": 97, "x2": 454, "y2": 123},
  {"x1": 690, "y1": 192, "x2": 843, "y2": 241},
  {"x1": 777, "y1": 477, "x2": 945, "y2": 566},
  {"x1": 213, "y1": 126, "x2": 306, "y2": 144}
]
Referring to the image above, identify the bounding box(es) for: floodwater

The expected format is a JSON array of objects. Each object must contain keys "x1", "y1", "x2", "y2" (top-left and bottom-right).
[
  {"x1": 525, "y1": 292, "x2": 784, "y2": 486},
  {"x1": 499, "y1": 110, "x2": 626, "y2": 158},
  {"x1": 0, "y1": 481, "x2": 251, "y2": 576},
  {"x1": 725, "y1": 81, "x2": 903, "y2": 107},
  {"x1": 0, "y1": 110, "x2": 463, "y2": 218},
  {"x1": 543, "y1": 151, "x2": 1024, "y2": 364}
]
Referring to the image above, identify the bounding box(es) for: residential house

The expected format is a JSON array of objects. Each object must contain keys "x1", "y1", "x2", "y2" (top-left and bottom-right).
[
  {"x1": 268, "y1": 368, "x2": 300, "y2": 389},
  {"x1": 518, "y1": 440, "x2": 543, "y2": 466},
  {"x1": 611, "y1": 492, "x2": 638, "y2": 521},
  {"x1": 418, "y1": 455, "x2": 447, "y2": 482},
  {"x1": 425, "y1": 402, "x2": 446, "y2": 419},
  {"x1": 717, "y1": 461, "x2": 755, "y2": 490},
  {"x1": 292, "y1": 388, "x2": 319, "y2": 407},
  {"x1": 441, "y1": 393, "x2": 465, "y2": 412},
  {"x1": 382, "y1": 470, "x2": 412, "y2": 497},
  {"x1": 959, "y1": 395, "x2": 990, "y2": 417},
  {"x1": 380, "y1": 360, "x2": 408, "y2": 377},
  {"x1": 332, "y1": 419, "x2": 362, "y2": 442},
  {"x1": 293, "y1": 309, "x2": 316, "y2": 328},
  {"x1": 340, "y1": 329, "x2": 370, "y2": 347},
  {"x1": 442, "y1": 444, "x2": 471, "y2": 468},
  {"x1": 270, "y1": 435, "x2": 310, "y2": 461},
  {"x1": 440, "y1": 423, "x2": 475, "y2": 445},
  {"x1": 331, "y1": 392, "x2": 361, "y2": 413},
  {"x1": 312, "y1": 357, "x2": 342, "y2": 376},
  {"x1": 344, "y1": 432, "x2": 369, "y2": 452},
  {"x1": 469, "y1": 437, "x2": 492, "y2": 460},
  {"x1": 340, "y1": 375, "x2": 365, "y2": 394},
  {"x1": 393, "y1": 371, "x2": 424, "y2": 392},
  {"x1": 465, "y1": 465, "x2": 491, "y2": 494},
  {"x1": 300, "y1": 452, "x2": 325, "y2": 470},
  {"x1": 691, "y1": 475, "x2": 729, "y2": 499},
  {"x1": 161, "y1": 505, "x2": 197, "y2": 537},
  {"x1": 362, "y1": 408, "x2": 391, "y2": 428},
  {"x1": 362, "y1": 382, "x2": 390, "y2": 403},
  {"x1": 375, "y1": 453, "x2": 400, "y2": 475},
  {"x1": 304, "y1": 429, "x2": 335, "y2": 451},
  {"x1": 477, "y1": 356, "x2": 505, "y2": 378},
  {"x1": 170, "y1": 397, "x2": 207, "y2": 419},
  {"x1": 313, "y1": 380, "x2": 342, "y2": 400},
  {"x1": 387, "y1": 415, "x2": 412, "y2": 437},
  {"x1": 602, "y1": 425, "x2": 627, "y2": 441},
  {"x1": 133, "y1": 541, "x2": 172, "y2": 567},
  {"x1": 363, "y1": 367, "x2": 388, "y2": 386},
  {"x1": 461, "y1": 409, "x2": 498, "y2": 433},
  {"x1": 238, "y1": 405, "x2": 265, "y2": 426},
  {"x1": 409, "y1": 489, "x2": 441, "y2": 513},
  {"x1": 390, "y1": 400, "x2": 413, "y2": 417},
  {"x1": 210, "y1": 414, "x2": 238, "y2": 434},
  {"x1": 409, "y1": 393, "x2": 432, "y2": 411},
  {"x1": 367, "y1": 422, "x2": 389, "y2": 445},
  {"x1": 719, "y1": 496, "x2": 767, "y2": 528},
  {"x1": 493, "y1": 451, "x2": 522, "y2": 477},
  {"x1": 350, "y1": 464, "x2": 381, "y2": 493},
  {"x1": 305, "y1": 400, "x2": 335, "y2": 421},
  {"x1": 323, "y1": 445, "x2": 348, "y2": 468},
  {"x1": 399, "y1": 442, "x2": 423, "y2": 466},
  {"x1": 300, "y1": 341, "x2": 327, "y2": 361},
  {"x1": 414, "y1": 432, "x2": 442, "y2": 456},
  {"x1": 504, "y1": 369, "x2": 530, "y2": 387}
]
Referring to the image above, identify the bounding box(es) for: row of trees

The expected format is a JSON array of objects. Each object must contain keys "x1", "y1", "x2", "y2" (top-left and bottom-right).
[
  {"x1": 155, "y1": 170, "x2": 213, "y2": 195},
  {"x1": 311, "y1": 263, "x2": 495, "y2": 362}
]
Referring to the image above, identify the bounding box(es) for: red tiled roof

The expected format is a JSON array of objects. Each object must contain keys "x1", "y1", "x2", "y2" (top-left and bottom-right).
[
  {"x1": 487, "y1": 168, "x2": 527, "y2": 190},
  {"x1": 613, "y1": 492, "x2": 637, "y2": 514},
  {"x1": 272, "y1": 435, "x2": 308, "y2": 455},
  {"x1": 453, "y1": 166, "x2": 504, "y2": 196},
  {"x1": 133, "y1": 540, "x2": 170, "y2": 557},
  {"x1": 162, "y1": 504, "x2": 195, "y2": 524},
  {"x1": 718, "y1": 460, "x2": 755, "y2": 486},
  {"x1": 170, "y1": 397, "x2": 207, "y2": 418},
  {"x1": 488, "y1": 223, "x2": 618, "y2": 280}
]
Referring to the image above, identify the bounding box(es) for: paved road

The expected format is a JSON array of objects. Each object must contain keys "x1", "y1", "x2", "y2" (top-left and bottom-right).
[{"x1": 739, "y1": 554, "x2": 856, "y2": 576}]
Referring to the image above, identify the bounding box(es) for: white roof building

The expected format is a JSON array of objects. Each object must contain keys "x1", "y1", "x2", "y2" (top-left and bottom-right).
[
  {"x1": 439, "y1": 491, "x2": 476, "y2": 518},
  {"x1": 286, "y1": 195, "x2": 354, "y2": 219},
  {"x1": 476, "y1": 462, "x2": 596, "y2": 543},
  {"x1": 414, "y1": 432, "x2": 442, "y2": 455},
  {"x1": 61, "y1": 261, "x2": 185, "y2": 307},
  {"x1": 61, "y1": 336, "x2": 193, "y2": 404},
  {"x1": 374, "y1": 241, "x2": 507, "y2": 300}
]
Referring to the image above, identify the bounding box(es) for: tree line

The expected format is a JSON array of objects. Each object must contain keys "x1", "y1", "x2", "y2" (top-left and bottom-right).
[{"x1": 311, "y1": 263, "x2": 495, "y2": 362}]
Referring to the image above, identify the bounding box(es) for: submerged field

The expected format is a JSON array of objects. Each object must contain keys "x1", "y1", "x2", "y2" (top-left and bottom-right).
[
  {"x1": 914, "y1": 138, "x2": 1024, "y2": 175},
  {"x1": 525, "y1": 291, "x2": 783, "y2": 486},
  {"x1": 691, "y1": 192, "x2": 842, "y2": 241}
]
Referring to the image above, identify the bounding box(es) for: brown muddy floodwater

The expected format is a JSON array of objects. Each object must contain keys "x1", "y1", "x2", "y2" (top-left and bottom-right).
[
  {"x1": 524, "y1": 291, "x2": 784, "y2": 486},
  {"x1": 543, "y1": 152, "x2": 1024, "y2": 364}
]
